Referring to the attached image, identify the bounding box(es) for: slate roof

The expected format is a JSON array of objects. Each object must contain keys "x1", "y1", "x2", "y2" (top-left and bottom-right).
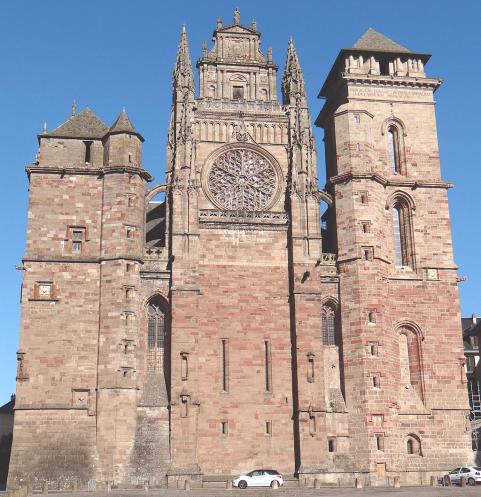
[
  {"x1": 43, "y1": 108, "x2": 109, "y2": 140},
  {"x1": 107, "y1": 110, "x2": 144, "y2": 141},
  {"x1": 0, "y1": 396, "x2": 14, "y2": 414},
  {"x1": 352, "y1": 28, "x2": 411, "y2": 53}
]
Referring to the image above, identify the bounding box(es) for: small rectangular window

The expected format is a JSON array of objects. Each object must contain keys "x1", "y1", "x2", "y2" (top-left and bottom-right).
[
  {"x1": 126, "y1": 263, "x2": 134, "y2": 273},
  {"x1": 221, "y1": 339, "x2": 229, "y2": 392},
  {"x1": 328, "y1": 438, "x2": 336, "y2": 453},
  {"x1": 265, "y1": 421, "x2": 272, "y2": 436},
  {"x1": 127, "y1": 195, "x2": 136, "y2": 208},
  {"x1": 264, "y1": 340, "x2": 272, "y2": 392},
  {"x1": 233, "y1": 86, "x2": 244, "y2": 100},
  {"x1": 361, "y1": 221, "x2": 371, "y2": 233},
  {"x1": 125, "y1": 287, "x2": 134, "y2": 300},
  {"x1": 368, "y1": 310, "x2": 377, "y2": 324},
  {"x1": 369, "y1": 343, "x2": 379, "y2": 356},
  {"x1": 83, "y1": 141, "x2": 93, "y2": 164},
  {"x1": 363, "y1": 246, "x2": 374, "y2": 261},
  {"x1": 72, "y1": 229, "x2": 84, "y2": 253},
  {"x1": 126, "y1": 226, "x2": 135, "y2": 239},
  {"x1": 466, "y1": 356, "x2": 475, "y2": 374},
  {"x1": 372, "y1": 373, "x2": 381, "y2": 388},
  {"x1": 360, "y1": 192, "x2": 368, "y2": 204},
  {"x1": 376, "y1": 433, "x2": 385, "y2": 451},
  {"x1": 221, "y1": 421, "x2": 228, "y2": 436},
  {"x1": 181, "y1": 352, "x2": 189, "y2": 381}
]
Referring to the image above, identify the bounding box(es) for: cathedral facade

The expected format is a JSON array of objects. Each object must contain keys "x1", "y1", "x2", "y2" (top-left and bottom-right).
[{"x1": 8, "y1": 10, "x2": 472, "y2": 489}]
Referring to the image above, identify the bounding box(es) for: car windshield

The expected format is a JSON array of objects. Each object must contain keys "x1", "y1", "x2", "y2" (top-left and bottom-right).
[
  {"x1": 449, "y1": 468, "x2": 460, "y2": 473},
  {"x1": 474, "y1": 467, "x2": 481, "y2": 471}
]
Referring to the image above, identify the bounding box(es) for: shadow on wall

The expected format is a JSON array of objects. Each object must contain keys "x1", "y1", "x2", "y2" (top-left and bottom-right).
[{"x1": 0, "y1": 433, "x2": 13, "y2": 490}]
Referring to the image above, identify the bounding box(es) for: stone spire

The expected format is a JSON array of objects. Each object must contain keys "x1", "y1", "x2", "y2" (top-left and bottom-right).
[
  {"x1": 173, "y1": 24, "x2": 194, "y2": 93},
  {"x1": 167, "y1": 25, "x2": 197, "y2": 187},
  {"x1": 282, "y1": 37, "x2": 307, "y2": 106}
]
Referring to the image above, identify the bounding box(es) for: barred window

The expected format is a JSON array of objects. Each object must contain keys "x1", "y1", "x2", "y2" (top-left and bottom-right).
[
  {"x1": 147, "y1": 300, "x2": 165, "y2": 373},
  {"x1": 322, "y1": 305, "x2": 336, "y2": 346}
]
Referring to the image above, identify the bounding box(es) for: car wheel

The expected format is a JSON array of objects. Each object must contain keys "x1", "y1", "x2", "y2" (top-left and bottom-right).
[
  {"x1": 468, "y1": 477, "x2": 476, "y2": 486},
  {"x1": 238, "y1": 480, "x2": 247, "y2": 489},
  {"x1": 270, "y1": 480, "x2": 279, "y2": 489}
]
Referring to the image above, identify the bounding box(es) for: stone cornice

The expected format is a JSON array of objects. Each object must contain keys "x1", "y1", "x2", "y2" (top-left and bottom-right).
[
  {"x1": 329, "y1": 172, "x2": 452, "y2": 190},
  {"x1": 343, "y1": 73, "x2": 442, "y2": 91},
  {"x1": 25, "y1": 164, "x2": 153, "y2": 182}
]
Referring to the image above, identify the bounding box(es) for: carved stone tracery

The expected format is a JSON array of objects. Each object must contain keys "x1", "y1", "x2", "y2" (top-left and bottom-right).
[{"x1": 207, "y1": 147, "x2": 278, "y2": 211}]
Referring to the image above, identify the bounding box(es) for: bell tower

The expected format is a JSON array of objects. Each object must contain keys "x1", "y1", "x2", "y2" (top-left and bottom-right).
[{"x1": 316, "y1": 28, "x2": 472, "y2": 483}]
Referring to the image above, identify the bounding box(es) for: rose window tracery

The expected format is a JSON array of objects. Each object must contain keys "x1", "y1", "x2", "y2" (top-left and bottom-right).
[{"x1": 207, "y1": 148, "x2": 278, "y2": 211}]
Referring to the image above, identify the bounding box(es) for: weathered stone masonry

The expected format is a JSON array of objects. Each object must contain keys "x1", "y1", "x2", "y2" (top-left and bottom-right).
[{"x1": 8, "y1": 11, "x2": 471, "y2": 489}]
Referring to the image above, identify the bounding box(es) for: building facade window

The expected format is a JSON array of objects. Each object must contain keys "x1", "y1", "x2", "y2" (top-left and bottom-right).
[
  {"x1": 391, "y1": 199, "x2": 414, "y2": 269},
  {"x1": 147, "y1": 300, "x2": 165, "y2": 373},
  {"x1": 406, "y1": 434, "x2": 422, "y2": 455},
  {"x1": 221, "y1": 338, "x2": 229, "y2": 392},
  {"x1": 387, "y1": 126, "x2": 400, "y2": 174},
  {"x1": 264, "y1": 340, "x2": 272, "y2": 392},
  {"x1": 322, "y1": 304, "x2": 336, "y2": 346}
]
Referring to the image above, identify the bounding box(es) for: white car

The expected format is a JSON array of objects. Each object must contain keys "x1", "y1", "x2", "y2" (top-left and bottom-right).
[
  {"x1": 443, "y1": 467, "x2": 481, "y2": 486},
  {"x1": 233, "y1": 469, "x2": 283, "y2": 489}
]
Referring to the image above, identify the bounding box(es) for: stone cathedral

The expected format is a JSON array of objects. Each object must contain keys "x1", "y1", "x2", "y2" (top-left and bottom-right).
[{"x1": 8, "y1": 10, "x2": 472, "y2": 489}]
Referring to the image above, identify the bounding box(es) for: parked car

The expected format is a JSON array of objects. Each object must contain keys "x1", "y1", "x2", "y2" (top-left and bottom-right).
[
  {"x1": 233, "y1": 469, "x2": 284, "y2": 489},
  {"x1": 442, "y1": 467, "x2": 481, "y2": 486}
]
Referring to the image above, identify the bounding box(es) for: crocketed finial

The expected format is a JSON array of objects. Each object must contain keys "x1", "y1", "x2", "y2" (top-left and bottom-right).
[{"x1": 71, "y1": 100, "x2": 77, "y2": 116}]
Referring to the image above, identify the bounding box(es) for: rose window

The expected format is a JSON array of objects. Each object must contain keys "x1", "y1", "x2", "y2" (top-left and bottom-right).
[{"x1": 207, "y1": 148, "x2": 278, "y2": 211}]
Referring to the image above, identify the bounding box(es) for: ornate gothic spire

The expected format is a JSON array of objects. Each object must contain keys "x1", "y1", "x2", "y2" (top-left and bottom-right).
[
  {"x1": 173, "y1": 25, "x2": 194, "y2": 93},
  {"x1": 282, "y1": 37, "x2": 307, "y2": 106}
]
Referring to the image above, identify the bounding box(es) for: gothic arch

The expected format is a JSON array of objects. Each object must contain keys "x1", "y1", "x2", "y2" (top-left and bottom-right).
[
  {"x1": 144, "y1": 294, "x2": 170, "y2": 376},
  {"x1": 385, "y1": 190, "x2": 416, "y2": 212},
  {"x1": 381, "y1": 116, "x2": 407, "y2": 137},
  {"x1": 321, "y1": 298, "x2": 339, "y2": 347},
  {"x1": 395, "y1": 321, "x2": 425, "y2": 404}
]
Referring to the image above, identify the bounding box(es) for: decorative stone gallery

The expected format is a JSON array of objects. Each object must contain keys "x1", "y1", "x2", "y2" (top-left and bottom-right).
[{"x1": 7, "y1": 10, "x2": 472, "y2": 490}]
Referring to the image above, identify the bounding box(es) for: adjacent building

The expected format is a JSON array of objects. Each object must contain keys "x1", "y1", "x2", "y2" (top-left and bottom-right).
[{"x1": 8, "y1": 10, "x2": 472, "y2": 489}]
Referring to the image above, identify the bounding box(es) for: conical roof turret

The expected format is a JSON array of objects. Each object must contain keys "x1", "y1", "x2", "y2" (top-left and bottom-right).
[{"x1": 106, "y1": 109, "x2": 144, "y2": 142}]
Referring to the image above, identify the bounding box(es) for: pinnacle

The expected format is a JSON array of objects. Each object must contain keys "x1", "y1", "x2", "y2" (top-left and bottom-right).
[{"x1": 173, "y1": 24, "x2": 194, "y2": 90}]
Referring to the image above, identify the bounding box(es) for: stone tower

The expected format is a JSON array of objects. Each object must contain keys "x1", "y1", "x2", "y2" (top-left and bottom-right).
[
  {"x1": 316, "y1": 28, "x2": 472, "y2": 483},
  {"x1": 7, "y1": 15, "x2": 472, "y2": 490}
]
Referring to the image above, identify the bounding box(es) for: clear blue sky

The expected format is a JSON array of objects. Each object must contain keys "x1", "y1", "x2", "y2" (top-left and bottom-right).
[{"x1": 1, "y1": 0, "x2": 480, "y2": 403}]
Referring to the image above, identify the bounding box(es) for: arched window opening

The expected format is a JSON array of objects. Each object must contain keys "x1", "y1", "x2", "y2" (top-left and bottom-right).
[
  {"x1": 399, "y1": 327, "x2": 424, "y2": 404},
  {"x1": 147, "y1": 299, "x2": 166, "y2": 373},
  {"x1": 391, "y1": 200, "x2": 414, "y2": 269},
  {"x1": 322, "y1": 304, "x2": 337, "y2": 346},
  {"x1": 406, "y1": 434, "x2": 422, "y2": 456},
  {"x1": 146, "y1": 190, "x2": 166, "y2": 248},
  {"x1": 387, "y1": 126, "x2": 401, "y2": 174}
]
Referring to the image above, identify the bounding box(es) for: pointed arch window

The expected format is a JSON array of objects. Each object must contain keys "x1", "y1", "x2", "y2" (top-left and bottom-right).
[
  {"x1": 147, "y1": 299, "x2": 166, "y2": 372},
  {"x1": 398, "y1": 326, "x2": 424, "y2": 405},
  {"x1": 391, "y1": 199, "x2": 414, "y2": 269},
  {"x1": 387, "y1": 126, "x2": 401, "y2": 174},
  {"x1": 322, "y1": 304, "x2": 337, "y2": 346}
]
